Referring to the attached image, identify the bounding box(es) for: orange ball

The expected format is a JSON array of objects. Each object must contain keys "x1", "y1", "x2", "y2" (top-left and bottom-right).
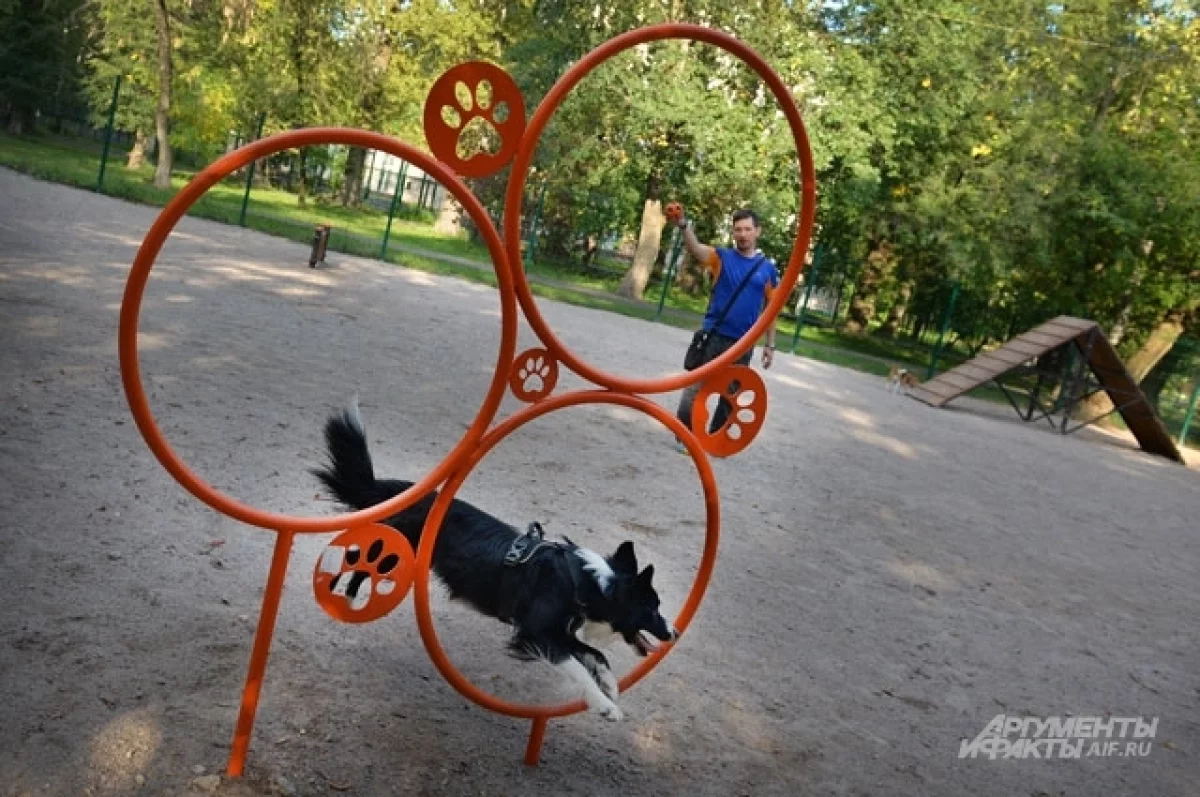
[{"x1": 664, "y1": 202, "x2": 684, "y2": 224}]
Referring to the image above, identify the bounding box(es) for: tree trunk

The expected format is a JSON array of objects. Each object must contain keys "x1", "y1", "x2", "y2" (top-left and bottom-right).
[
  {"x1": 1125, "y1": 310, "x2": 1188, "y2": 382},
  {"x1": 1138, "y1": 355, "x2": 1172, "y2": 410},
  {"x1": 433, "y1": 193, "x2": 464, "y2": 235},
  {"x1": 126, "y1": 129, "x2": 148, "y2": 169},
  {"x1": 878, "y1": 280, "x2": 912, "y2": 339},
  {"x1": 296, "y1": 148, "x2": 308, "y2": 208},
  {"x1": 340, "y1": 146, "x2": 367, "y2": 207},
  {"x1": 1090, "y1": 71, "x2": 1123, "y2": 135},
  {"x1": 616, "y1": 171, "x2": 665, "y2": 300},
  {"x1": 845, "y1": 239, "x2": 892, "y2": 334},
  {"x1": 581, "y1": 235, "x2": 599, "y2": 269},
  {"x1": 2, "y1": 99, "x2": 35, "y2": 134},
  {"x1": 1078, "y1": 310, "x2": 1188, "y2": 424},
  {"x1": 1108, "y1": 261, "x2": 1147, "y2": 348},
  {"x1": 151, "y1": 0, "x2": 173, "y2": 189}
]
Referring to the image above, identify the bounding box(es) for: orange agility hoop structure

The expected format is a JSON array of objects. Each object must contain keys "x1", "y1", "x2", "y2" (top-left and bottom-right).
[{"x1": 117, "y1": 23, "x2": 815, "y2": 776}]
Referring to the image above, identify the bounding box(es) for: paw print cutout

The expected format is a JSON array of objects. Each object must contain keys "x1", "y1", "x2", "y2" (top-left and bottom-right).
[
  {"x1": 509, "y1": 347, "x2": 559, "y2": 403},
  {"x1": 690, "y1": 365, "x2": 767, "y2": 458},
  {"x1": 313, "y1": 523, "x2": 416, "y2": 623},
  {"x1": 424, "y1": 61, "x2": 525, "y2": 179},
  {"x1": 519, "y1": 357, "x2": 550, "y2": 392}
]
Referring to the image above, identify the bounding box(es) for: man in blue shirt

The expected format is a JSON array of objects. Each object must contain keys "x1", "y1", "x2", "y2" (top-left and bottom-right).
[{"x1": 673, "y1": 208, "x2": 780, "y2": 436}]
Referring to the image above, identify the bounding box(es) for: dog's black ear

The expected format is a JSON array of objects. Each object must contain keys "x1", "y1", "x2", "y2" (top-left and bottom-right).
[
  {"x1": 612, "y1": 541, "x2": 637, "y2": 573},
  {"x1": 637, "y1": 564, "x2": 655, "y2": 586}
]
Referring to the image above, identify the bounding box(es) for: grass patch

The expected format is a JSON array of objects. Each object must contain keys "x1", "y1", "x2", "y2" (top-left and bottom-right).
[
  {"x1": 790, "y1": 341, "x2": 894, "y2": 376},
  {"x1": 0, "y1": 131, "x2": 493, "y2": 261}
]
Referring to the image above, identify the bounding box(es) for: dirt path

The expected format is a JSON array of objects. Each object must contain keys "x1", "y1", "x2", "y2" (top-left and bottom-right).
[{"x1": 1, "y1": 168, "x2": 1197, "y2": 796}]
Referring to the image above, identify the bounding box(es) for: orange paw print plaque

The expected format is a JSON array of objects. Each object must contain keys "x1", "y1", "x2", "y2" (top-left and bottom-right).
[{"x1": 423, "y1": 62, "x2": 526, "y2": 178}]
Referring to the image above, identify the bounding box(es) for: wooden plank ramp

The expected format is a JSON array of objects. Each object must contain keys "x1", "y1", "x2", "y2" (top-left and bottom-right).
[
  {"x1": 907, "y1": 316, "x2": 1183, "y2": 463},
  {"x1": 908, "y1": 317, "x2": 1095, "y2": 408}
]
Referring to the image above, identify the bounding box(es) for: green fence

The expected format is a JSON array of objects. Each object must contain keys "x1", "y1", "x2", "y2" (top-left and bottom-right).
[
  {"x1": 1, "y1": 76, "x2": 468, "y2": 270},
  {"x1": 773, "y1": 254, "x2": 969, "y2": 378},
  {"x1": 1146, "y1": 337, "x2": 1200, "y2": 448}
]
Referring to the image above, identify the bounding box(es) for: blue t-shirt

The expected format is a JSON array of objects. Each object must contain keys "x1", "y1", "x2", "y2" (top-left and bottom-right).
[{"x1": 703, "y1": 248, "x2": 780, "y2": 339}]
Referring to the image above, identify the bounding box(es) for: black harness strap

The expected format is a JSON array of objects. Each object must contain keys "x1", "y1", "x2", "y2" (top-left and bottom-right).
[
  {"x1": 505, "y1": 521, "x2": 551, "y2": 566},
  {"x1": 556, "y1": 535, "x2": 587, "y2": 614},
  {"x1": 505, "y1": 524, "x2": 590, "y2": 628}
]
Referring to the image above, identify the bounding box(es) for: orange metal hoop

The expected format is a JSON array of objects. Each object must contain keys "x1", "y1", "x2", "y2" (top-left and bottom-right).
[
  {"x1": 117, "y1": 128, "x2": 518, "y2": 533},
  {"x1": 412, "y1": 390, "x2": 720, "y2": 760},
  {"x1": 502, "y1": 23, "x2": 817, "y2": 395},
  {"x1": 119, "y1": 24, "x2": 816, "y2": 778}
]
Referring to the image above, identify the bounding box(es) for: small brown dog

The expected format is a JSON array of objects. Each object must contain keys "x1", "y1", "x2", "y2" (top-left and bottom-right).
[{"x1": 887, "y1": 365, "x2": 919, "y2": 394}]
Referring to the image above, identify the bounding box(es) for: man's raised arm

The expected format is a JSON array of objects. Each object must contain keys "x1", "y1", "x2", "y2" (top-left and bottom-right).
[{"x1": 675, "y1": 217, "x2": 718, "y2": 274}]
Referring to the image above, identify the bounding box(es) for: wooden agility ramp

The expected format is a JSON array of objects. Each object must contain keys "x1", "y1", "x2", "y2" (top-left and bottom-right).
[{"x1": 908, "y1": 316, "x2": 1183, "y2": 462}]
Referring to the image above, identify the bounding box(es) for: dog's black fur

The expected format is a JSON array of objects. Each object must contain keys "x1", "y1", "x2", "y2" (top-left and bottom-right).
[{"x1": 312, "y1": 405, "x2": 678, "y2": 718}]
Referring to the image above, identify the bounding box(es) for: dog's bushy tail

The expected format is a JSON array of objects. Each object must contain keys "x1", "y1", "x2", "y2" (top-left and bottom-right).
[{"x1": 313, "y1": 402, "x2": 393, "y2": 510}]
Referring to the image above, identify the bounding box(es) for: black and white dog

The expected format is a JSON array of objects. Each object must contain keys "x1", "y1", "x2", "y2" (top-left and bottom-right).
[{"x1": 313, "y1": 403, "x2": 679, "y2": 720}]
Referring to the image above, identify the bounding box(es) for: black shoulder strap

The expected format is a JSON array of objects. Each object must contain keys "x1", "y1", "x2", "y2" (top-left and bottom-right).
[{"x1": 709, "y1": 254, "x2": 766, "y2": 332}]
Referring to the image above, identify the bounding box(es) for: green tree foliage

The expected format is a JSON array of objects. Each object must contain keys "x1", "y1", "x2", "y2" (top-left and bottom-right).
[
  {"x1": 4, "y1": 0, "x2": 1196, "y2": 370},
  {"x1": 0, "y1": 0, "x2": 95, "y2": 134}
]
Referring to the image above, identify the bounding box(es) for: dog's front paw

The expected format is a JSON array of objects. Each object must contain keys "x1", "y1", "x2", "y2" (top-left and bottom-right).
[
  {"x1": 597, "y1": 668, "x2": 620, "y2": 703},
  {"x1": 598, "y1": 702, "x2": 624, "y2": 722}
]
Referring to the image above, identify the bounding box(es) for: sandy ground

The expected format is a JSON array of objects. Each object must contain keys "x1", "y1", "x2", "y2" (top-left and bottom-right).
[{"x1": 1, "y1": 167, "x2": 1197, "y2": 797}]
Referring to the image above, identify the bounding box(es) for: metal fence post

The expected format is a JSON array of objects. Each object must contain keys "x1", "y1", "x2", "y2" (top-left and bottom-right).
[
  {"x1": 367, "y1": 150, "x2": 379, "y2": 200},
  {"x1": 790, "y1": 245, "x2": 822, "y2": 353},
  {"x1": 379, "y1": 162, "x2": 408, "y2": 261},
  {"x1": 654, "y1": 228, "x2": 684, "y2": 322},
  {"x1": 418, "y1": 177, "x2": 432, "y2": 211},
  {"x1": 830, "y1": 272, "x2": 845, "y2": 324},
  {"x1": 926, "y1": 281, "x2": 961, "y2": 380},
  {"x1": 1178, "y1": 377, "x2": 1200, "y2": 447},
  {"x1": 238, "y1": 113, "x2": 266, "y2": 227},
  {"x1": 524, "y1": 183, "x2": 547, "y2": 271},
  {"x1": 376, "y1": 159, "x2": 388, "y2": 192},
  {"x1": 96, "y1": 74, "x2": 122, "y2": 191}
]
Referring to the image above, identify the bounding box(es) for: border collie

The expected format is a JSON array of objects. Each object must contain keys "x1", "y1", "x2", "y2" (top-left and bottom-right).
[{"x1": 313, "y1": 403, "x2": 679, "y2": 720}]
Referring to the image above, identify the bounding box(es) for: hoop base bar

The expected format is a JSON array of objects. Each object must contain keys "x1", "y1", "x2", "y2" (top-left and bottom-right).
[{"x1": 227, "y1": 530, "x2": 295, "y2": 777}]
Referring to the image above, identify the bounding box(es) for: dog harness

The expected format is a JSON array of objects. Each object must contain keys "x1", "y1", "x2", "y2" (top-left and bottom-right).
[
  {"x1": 505, "y1": 522, "x2": 589, "y2": 619},
  {"x1": 504, "y1": 522, "x2": 555, "y2": 566}
]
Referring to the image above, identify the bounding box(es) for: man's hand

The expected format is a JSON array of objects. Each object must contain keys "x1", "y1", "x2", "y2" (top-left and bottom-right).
[
  {"x1": 762, "y1": 346, "x2": 774, "y2": 369},
  {"x1": 665, "y1": 202, "x2": 686, "y2": 228}
]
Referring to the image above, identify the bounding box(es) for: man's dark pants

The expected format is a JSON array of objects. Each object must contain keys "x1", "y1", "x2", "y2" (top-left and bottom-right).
[{"x1": 676, "y1": 332, "x2": 754, "y2": 435}]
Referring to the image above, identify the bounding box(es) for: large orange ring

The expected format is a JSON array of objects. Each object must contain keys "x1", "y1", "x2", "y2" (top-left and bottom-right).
[
  {"x1": 413, "y1": 390, "x2": 719, "y2": 719},
  {"x1": 118, "y1": 128, "x2": 518, "y2": 533},
  {"x1": 503, "y1": 23, "x2": 816, "y2": 394}
]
